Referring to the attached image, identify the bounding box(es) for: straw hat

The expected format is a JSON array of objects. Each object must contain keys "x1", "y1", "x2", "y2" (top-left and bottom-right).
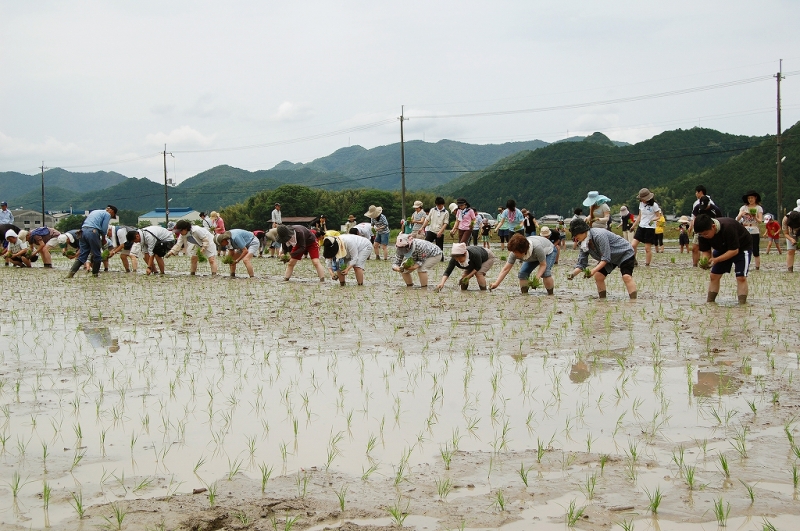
[
  {"x1": 539, "y1": 226, "x2": 551, "y2": 237},
  {"x1": 209, "y1": 211, "x2": 219, "y2": 219},
  {"x1": 364, "y1": 205, "x2": 383, "y2": 219},
  {"x1": 214, "y1": 232, "x2": 231, "y2": 245},
  {"x1": 678, "y1": 215, "x2": 690, "y2": 224},
  {"x1": 413, "y1": 200, "x2": 423, "y2": 209}
]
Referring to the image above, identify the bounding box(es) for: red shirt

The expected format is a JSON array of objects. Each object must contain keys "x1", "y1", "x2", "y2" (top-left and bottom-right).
[{"x1": 766, "y1": 220, "x2": 781, "y2": 239}]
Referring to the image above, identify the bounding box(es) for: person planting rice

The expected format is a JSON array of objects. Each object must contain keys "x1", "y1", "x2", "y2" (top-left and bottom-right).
[
  {"x1": 24, "y1": 226, "x2": 60, "y2": 268},
  {"x1": 489, "y1": 233, "x2": 556, "y2": 294},
  {"x1": 125, "y1": 225, "x2": 175, "y2": 276},
  {"x1": 2, "y1": 229, "x2": 33, "y2": 267},
  {"x1": 391, "y1": 234, "x2": 443, "y2": 288},
  {"x1": 567, "y1": 218, "x2": 638, "y2": 300},
  {"x1": 56, "y1": 230, "x2": 81, "y2": 259},
  {"x1": 214, "y1": 229, "x2": 257, "y2": 278},
  {"x1": 736, "y1": 190, "x2": 763, "y2": 270},
  {"x1": 106, "y1": 225, "x2": 138, "y2": 272},
  {"x1": 584, "y1": 191, "x2": 611, "y2": 229},
  {"x1": 322, "y1": 233, "x2": 373, "y2": 286},
  {"x1": 67, "y1": 205, "x2": 118, "y2": 278},
  {"x1": 166, "y1": 220, "x2": 218, "y2": 276},
  {"x1": 630, "y1": 188, "x2": 661, "y2": 267},
  {"x1": 763, "y1": 214, "x2": 782, "y2": 255},
  {"x1": 693, "y1": 214, "x2": 752, "y2": 304},
  {"x1": 275, "y1": 224, "x2": 328, "y2": 282},
  {"x1": 782, "y1": 210, "x2": 800, "y2": 272},
  {"x1": 436, "y1": 241, "x2": 495, "y2": 291}
]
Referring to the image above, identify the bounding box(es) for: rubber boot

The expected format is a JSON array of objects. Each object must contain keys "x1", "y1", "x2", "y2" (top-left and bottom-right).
[
  {"x1": 738, "y1": 295, "x2": 747, "y2": 305},
  {"x1": 707, "y1": 291, "x2": 718, "y2": 303},
  {"x1": 66, "y1": 260, "x2": 82, "y2": 278},
  {"x1": 91, "y1": 259, "x2": 101, "y2": 277},
  {"x1": 598, "y1": 290, "x2": 607, "y2": 299}
]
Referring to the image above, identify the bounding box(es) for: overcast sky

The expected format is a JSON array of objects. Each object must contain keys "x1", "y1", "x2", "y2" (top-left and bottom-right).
[{"x1": 1, "y1": 1, "x2": 799, "y2": 184}]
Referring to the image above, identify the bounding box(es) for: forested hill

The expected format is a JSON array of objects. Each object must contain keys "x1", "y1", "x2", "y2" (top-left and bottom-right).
[
  {"x1": 0, "y1": 168, "x2": 127, "y2": 202},
  {"x1": 445, "y1": 128, "x2": 769, "y2": 216}
]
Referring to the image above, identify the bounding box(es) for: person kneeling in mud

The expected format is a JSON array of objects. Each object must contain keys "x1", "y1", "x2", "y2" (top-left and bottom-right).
[
  {"x1": 322, "y1": 233, "x2": 372, "y2": 286},
  {"x1": 214, "y1": 230, "x2": 258, "y2": 278},
  {"x1": 435, "y1": 242, "x2": 495, "y2": 291},
  {"x1": 489, "y1": 233, "x2": 556, "y2": 294},
  {"x1": 392, "y1": 234, "x2": 443, "y2": 287},
  {"x1": 567, "y1": 219, "x2": 638, "y2": 300}
]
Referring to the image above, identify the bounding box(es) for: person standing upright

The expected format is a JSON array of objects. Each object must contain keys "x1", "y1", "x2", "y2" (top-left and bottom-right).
[
  {"x1": 450, "y1": 198, "x2": 476, "y2": 244},
  {"x1": 0, "y1": 201, "x2": 13, "y2": 224},
  {"x1": 630, "y1": 188, "x2": 661, "y2": 267},
  {"x1": 365, "y1": 205, "x2": 390, "y2": 260},
  {"x1": 269, "y1": 203, "x2": 283, "y2": 257},
  {"x1": 422, "y1": 197, "x2": 449, "y2": 260},
  {"x1": 736, "y1": 190, "x2": 763, "y2": 270},
  {"x1": 689, "y1": 186, "x2": 721, "y2": 266},
  {"x1": 67, "y1": 205, "x2": 117, "y2": 277}
]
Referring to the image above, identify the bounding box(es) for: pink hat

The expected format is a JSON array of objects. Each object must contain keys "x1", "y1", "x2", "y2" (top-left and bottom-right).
[{"x1": 451, "y1": 243, "x2": 467, "y2": 255}]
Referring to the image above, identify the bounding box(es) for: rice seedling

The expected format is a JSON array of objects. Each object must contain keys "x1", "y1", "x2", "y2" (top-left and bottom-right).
[
  {"x1": 234, "y1": 511, "x2": 252, "y2": 525},
  {"x1": 435, "y1": 477, "x2": 453, "y2": 500},
  {"x1": 717, "y1": 452, "x2": 730, "y2": 479},
  {"x1": 518, "y1": 462, "x2": 532, "y2": 487},
  {"x1": 762, "y1": 518, "x2": 778, "y2": 531},
  {"x1": 793, "y1": 463, "x2": 799, "y2": 489},
  {"x1": 492, "y1": 489, "x2": 506, "y2": 511},
  {"x1": 617, "y1": 518, "x2": 635, "y2": 531},
  {"x1": 644, "y1": 485, "x2": 662, "y2": 514},
  {"x1": 730, "y1": 426, "x2": 748, "y2": 458},
  {"x1": 70, "y1": 490, "x2": 85, "y2": 519},
  {"x1": 296, "y1": 471, "x2": 310, "y2": 498},
  {"x1": 599, "y1": 454, "x2": 610, "y2": 474},
  {"x1": 388, "y1": 498, "x2": 409, "y2": 526},
  {"x1": 42, "y1": 480, "x2": 51, "y2": 510},
  {"x1": 712, "y1": 497, "x2": 730, "y2": 526},
  {"x1": 739, "y1": 479, "x2": 755, "y2": 503},
  {"x1": 260, "y1": 463, "x2": 273, "y2": 493},
  {"x1": 361, "y1": 462, "x2": 379, "y2": 481},
  {"x1": 684, "y1": 465, "x2": 698, "y2": 490},
  {"x1": 582, "y1": 472, "x2": 597, "y2": 500},
  {"x1": 566, "y1": 499, "x2": 586, "y2": 526},
  {"x1": 102, "y1": 502, "x2": 127, "y2": 531},
  {"x1": 7, "y1": 471, "x2": 28, "y2": 497},
  {"x1": 334, "y1": 484, "x2": 348, "y2": 511},
  {"x1": 207, "y1": 481, "x2": 218, "y2": 507}
]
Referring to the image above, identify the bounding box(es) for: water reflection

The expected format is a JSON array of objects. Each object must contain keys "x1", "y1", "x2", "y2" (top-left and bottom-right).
[
  {"x1": 693, "y1": 371, "x2": 741, "y2": 397},
  {"x1": 81, "y1": 326, "x2": 119, "y2": 352},
  {"x1": 570, "y1": 361, "x2": 591, "y2": 383}
]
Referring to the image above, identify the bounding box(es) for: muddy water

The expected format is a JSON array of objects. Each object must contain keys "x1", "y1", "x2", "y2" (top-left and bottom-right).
[{"x1": 0, "y1": 250, "x2": 798, "y2": 530}]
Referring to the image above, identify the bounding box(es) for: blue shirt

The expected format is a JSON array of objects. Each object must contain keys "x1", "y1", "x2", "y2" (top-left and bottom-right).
[
  {"x1": 229, "y1": 229, "x2": 255, "y2": 250},
  {"x1": 0, "y1": 209, "x2": 13, "y2": 224},
  {"x1": 82, "y1": 209, "x2": 111, "y2": 233}
]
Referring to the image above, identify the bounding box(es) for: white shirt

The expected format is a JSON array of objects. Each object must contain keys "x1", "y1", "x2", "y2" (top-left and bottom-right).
[
  {"x1": 425, "y1": 207, "x2": 449, "y2": 234},
  {"x1": 271, "y1": 209, "x2": 282, "y2": 226},
  {"x1": 354, "y1": 222, "x2": 372, "y2": 239},
  {"x1": 638, "y1": 202, "x2": 661, "y2": 229},
  {"x1": 174, "y1": 225, "x2": 215, "y2": 253},
  {"x1": 139, "y1": 226, "x2": 175, "y2": 255}
]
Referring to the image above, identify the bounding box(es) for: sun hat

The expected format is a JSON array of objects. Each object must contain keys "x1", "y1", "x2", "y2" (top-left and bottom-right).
[
  {"x1": 413, "y1": 200, "x2": 423, "y2": 209},
  {"x1": 364, "y1": 205, "x2": 383, "y2": 219},
  {"x1": 448, "y1": 203, "x2": 458, "y2": 213},
  {"x1": 395, "y1": 234, "x2": 413, "y2": 248},
  {"x1": 274, "y1": 203, "x2": 280, "y2": 207},
  {"x1": 347, "y1": 214, "x2": 356, "y2": 220},
  {"x1": 214, "y1": 232, "x2": 231, "y2": 245},
  {"x1": 5, "y1": 229, "x2": 17, "y2": 239},
  {"x1": 583, "y1": 191, "x2": 611, "y2": 207},
  {"x1": 569, "y1": 218, "x2": 590, "y2": 236},
  {"x1": 619, "y1": 206, "x2": 629, "y2": 217},
  {"x1": 678, "y1": 215, "x2": 690, "y2": 224},
  {"x1": 167, "y1": 221, "x2": 176, "y2": 231},
  {"x1": 637, "y1": 188, "x2": 654, "y2": 202},
  {"x1": 741, "y1": 190, "x2": 761, "y2": 204},
  {"x1": 276, "y1": 225, "x2": 295, "y2": 243},
  {"x1": 209, "y1": 211, "x2": 219, "y2": 219},
  {"x1": 539, "y1": 226, "x2": 551, "y2": 237},
  {"x1": 764, "y1": 214, "x2": 773, "y2": 222},
  {"x1": 450, "y1": 242, "x2": 467, "y2": 255}
]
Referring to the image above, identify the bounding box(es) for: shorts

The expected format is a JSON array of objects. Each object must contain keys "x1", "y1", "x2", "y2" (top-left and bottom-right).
[
  {"x1": 45, "y1": 239, "x2": 60, "y2": 249},
  {"x1": 418, "y1": 254, "x2": 441, "y2": 273},
  {"x1": 750, "y1": 233, "x2": 760, "y2": 257},
  {"x1": 518, "y1": 249, "x2": 556, "y2": 280},
  {"x1": 498, "y1": 229, "x2": 511, "y2": 241},
  {"x1": 634, "y1": 227, "x2": 656, "y2": 245},
  {"x1": 679, "y1": 233, "x2": 690, "y2": 246},
  {"x1": 291, "y1": 238, "x2": 320, "y2": 260},
  {"x1": 374, "y1": 232, "x2": 389, "y2": 246},
  {"x1": 710, "y1": 249, "x2": 751, "y2": 277},
  {"x1": 691, "y1": 233, "x2": 700, "y2": 245},
  {"x1": 481, "y1": 234, "x2": 490, "y2": 243},
  {"x1": 476, "y1": 250, "x2": 496, "y2": 275},
  {"x1": 768, "y1": 237, "x2": 779, "y2": 243},
  {"x1": 596, "y1": 255, "x2": 636, "y2": 278},
  {"x1": 654, "y1": 233, "x2": 663, "y2": 246},
  {"x1": 349, "y1": 246, "x2": 372, "y2": 270}
]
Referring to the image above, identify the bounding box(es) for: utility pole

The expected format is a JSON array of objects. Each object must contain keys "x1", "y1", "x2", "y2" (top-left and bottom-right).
[
  {"x1": 40, "y1": 161, "x2": 48, "y2": 226},
  {"x1": 399, "y1": 106, "x2": 408, "y2": 220},
  {"x1": 776, "y1": 60, "x2": 785, "y2": 218},
  {"x1": 162, "y1": 144, "x2": 173, "y2": 225}
]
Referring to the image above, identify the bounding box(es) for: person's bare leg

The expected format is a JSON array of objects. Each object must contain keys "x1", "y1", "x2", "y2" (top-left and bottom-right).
[
  {"x1": 354, "y1": 267, "x2": 364, "y2": 285},
  {"x1": 401, "y1": 272, "x2": 413, "y2": 286},
  {"x1": 594, "y1": 275, "x2": 607, "y2": 298},
  {"x1": 736, "y1": 276, "x2": 748, "y2": 304},
  {"x1": 707, "y1": 272, "x2": 722, "y2": 301},
  {"x1": 155, "y1": 256, "x2": 165, "y2": 274},
  {"x1": 622, "y1": 274, "x2": 637, "y2": 298},
  {"x1": 381, "y1": 245, "x2": 388, "y2": 261},
  {"x1": 644, "y1": 243, "x2": 652, "y2": 266},
  {"x1": 311, "y1": 258, "x2": 327, "y2": 280},
  {"x1": 692, "y1": 244, "x2": 700, "y2": 266},
  {"x1": 788, "y1": 249, "x2": 796, "y2": 272},
  {"x1": 543, "y1": 275, "x2": 554, "y2": 295},
  {"x1": 284, "y1": 258, "x2": 298, "y2": 279},
  {"x1": 417, "y1": 270, "x2": 428, "y2": 287},
  {"x1": 190, "y1": 256, "x2": 198, "y2": 274},
  {"x1": 242, "y1": 256, "x2": 254, "y2": 277}
]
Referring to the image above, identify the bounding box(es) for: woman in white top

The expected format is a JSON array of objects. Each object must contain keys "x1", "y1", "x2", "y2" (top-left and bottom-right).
[
  {"x1": 736, "y1": 190, "x2": 763, "y2": 270},
  {"x1": 167, "y1": 220, "x2": 218, "y2": 275},
  {"x1": 630, "y1": 188, "x2": 661, "y2": 267}
]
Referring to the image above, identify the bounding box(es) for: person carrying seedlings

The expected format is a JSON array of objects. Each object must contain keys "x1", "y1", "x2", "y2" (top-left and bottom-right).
[
  {"x1": 56, "y1": 230, "x2": 81, "y2": 259},
  {"x1": 450, "y1": 198, "x2": 477, "y2": 244},
  {"x1": 436, "y1": 241, "x2": 495, "y2": 291},
  {"x1": 25, "y1": 226, "x2": 60, "y2": 268},
  {"x1": 421, "y1": 196, "x2": 449, "y2": 258},
  {"x1": 67, "y1": 205, "x2": 118, "y2": 278},
  {"x1": 630, "y1": 188, "x2": 661, "y2": 267},
  {"x1": 694, "y1": 214, "x2": 752, "y2": 304},
  {"x1": 2, "y1": 229, "x2": 33, "y2": 267},
  {"x1": 365, "y1": 205, "x2": 390, "y2": 260},
  {"x1": 0, "y1": 222, "x2": 21, "y2": 251},
  {"x1": 489, "y1": 233, "x2": 556, "y2": 294},
  {"x1": 214, "y1": 229, "x2": 257, "y2": 278},
  {"x1": 678, "y1": 215, "x2": 691, "y2": 253},
  {"x1": 584, "y1": 191, "x2": 611, "y2": 229},
  {"x1": 567, "y1": 218, "x2": 638, "y2": 300},
  {"x1": 322, "y1": 233, "x2": 373, "y2": 286},
  {"x1": 125, "y1": 225, "x2": 175, "y2": 275},
  {"x1": 350, "y1": 221, "x2": 373, "y2": 240},
  {"x1": 392, "y1": 234, "x2": 443, "y2": 288},
  {"x1": 782, "y1": 210, "x2": 800, "y2": 272},
  {"x1": 166, "y1": 220, "x2": 218, "y2": 276},
  {"x1": 495, "y1": 199, "x2": 525, "y2": 249},
  {"x1": 105, "y1": 225, "x2": 138, "y2": 272},
  {"x1": 763, "y1": 214, "x2": 782, "y2": 255},
  {"x1": 736, "y1": 190, "x2": 763, "y2": 270},
  {"x1": 275, "y1": 224, "x2": 328, "y2": 282}
]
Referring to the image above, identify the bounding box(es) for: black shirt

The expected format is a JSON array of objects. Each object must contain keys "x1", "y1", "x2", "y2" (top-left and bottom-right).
[
  {"x1": 698, "y1": 217, "x2": 752, "y2": 254},
  {"x1": 444, "y1": 246, "x2": 490, "y2": 276}
]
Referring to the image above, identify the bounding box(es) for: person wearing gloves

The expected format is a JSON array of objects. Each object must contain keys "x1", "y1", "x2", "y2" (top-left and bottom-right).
[
  {"x1": 275, "y1": 224, "x2": 328, "y2": 282},
  {"x1": 392, "y1": 234, "x2": 443, "y2": 288},
  {"x1": 25, "y1": 227, "x2": 61, "y2": 268},
  {"x1": 67, "y1": 205, "x2": 118, "y2": 278},
  {"x1": 489, "y1": 233, "x2": 556, "y2": 294},
  {"x1": 584, "y1": 191, "x2": 612, "y2": 229},
  {"x1": 166, "y1": 220, "x2": 218, "y2": 276},
  {"x1": 2, "y1": 230, "x2": 33, "y2": 267},
  {"x1": 436, "y1": 242, "x2": 495, "y2": 291},
  {"x1": 214, "y1": 229, "x2": 257, "y2": 278},
  {"x1": 322, "y1": 233, "x2": 373, "y2": 286},
  {"x1": 106, "y1": 225, "x2": 138, "y2": 272},
  {"x1": 125, "y1": 225, "x2": 175, "y2": 275},
  {"x1": 568, "y1": 218, "x2": 638, "y2": 300}
]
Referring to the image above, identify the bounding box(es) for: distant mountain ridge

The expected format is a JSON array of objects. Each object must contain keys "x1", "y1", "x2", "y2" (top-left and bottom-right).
[{"x1": 0, "y1": 168, "x2": 127, "y2": 203}]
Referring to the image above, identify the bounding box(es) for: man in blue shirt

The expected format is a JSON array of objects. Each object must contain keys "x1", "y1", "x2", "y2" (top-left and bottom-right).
[
  {"x1": 67, "y1": 205, "x2": 118, "y2": 277},
  {"x1": 0, "y1": 202, "x2": 13, "y2": 224}
]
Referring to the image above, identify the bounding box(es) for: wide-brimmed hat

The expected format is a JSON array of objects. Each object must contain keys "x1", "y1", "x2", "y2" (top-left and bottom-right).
[
  {"x1": 396, "y1": 234, "x2": 413, "y2": 248},
  {"x1": 364, "y1": 205, "x2": 383, "y2": 219},
  {"x1": 347, "y1": 214, "x2": 356, "y2": 220},
  {"x1": 456, "y1": 198, "x2": 467, "y2": 205},
  {"x1": 209, "y1": 211, "x2": 219, "y2": 219},
  {"x1": 214, "y1": 231, "x2": 231, "y2": 245},
  {"x1": 619, "y1": 206, "x2": 629, "y2": 216},
  {"x1": 637, "y1": 188, "x2": 654, "y2": 202},
  {"x1": 742, "y1": 190, "x2": 761, "y2": 204},
  {"x1": 276, "y1": 225, "x2": 294, "y2": 243},
  {"x1": 583, "y1": 191, "x2": 611, "y2": 207},
  {"x1": 450, "y1": 243, "x2": 467, "y2": 255},
  {"x1": 18, "y1": 230, "x2": 28, "y2": 241},
  {"x1": 448, "y1": 203, "x2": 458, "y2": 213},
  {"x1": 678, "y1": 215, "x2": 690, "y2": 224},
  {"x1": 413, "y1": 200, "x2": 423, "y2": 209},
  {"x1": 539, "y1": 226, "x2": 551, "y2": 237},
  {"x1": 569, "y1": 218, "x2": 590, "y2": 236}
]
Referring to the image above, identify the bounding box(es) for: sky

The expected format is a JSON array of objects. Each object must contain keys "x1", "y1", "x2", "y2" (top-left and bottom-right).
[{"x1": 1, "y1": 1, "x2": 799, "y2": 185}]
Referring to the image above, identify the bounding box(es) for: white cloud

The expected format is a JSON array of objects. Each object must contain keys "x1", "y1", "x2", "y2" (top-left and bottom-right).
[
  {"x1": 0, "y1": 130, "x2": 82, "y2": 158},
  {"x1": 144, "y1": 126, "x2": 216, "y2": 148},
  {"x1": 272, "y1": 101, "x2": 314, "y2": 123}
]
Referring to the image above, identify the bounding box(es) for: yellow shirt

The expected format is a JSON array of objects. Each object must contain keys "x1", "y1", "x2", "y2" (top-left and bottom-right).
[{"x1": 654, "y1": 215, "x2": 666, "y2": 235}]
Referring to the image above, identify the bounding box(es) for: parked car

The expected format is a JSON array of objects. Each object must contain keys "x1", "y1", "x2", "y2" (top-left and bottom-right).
[
  {"x1": 538, "y1": 214, "x2": 562, "y2": 224},
  {"x1": 477, "y1": 212, "x2": 498, "y2": 229}
]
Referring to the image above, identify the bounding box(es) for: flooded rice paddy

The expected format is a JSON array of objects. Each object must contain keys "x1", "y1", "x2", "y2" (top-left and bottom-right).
[{"x1": 0, "y1": 248, "x2": 799, "y2": 530}]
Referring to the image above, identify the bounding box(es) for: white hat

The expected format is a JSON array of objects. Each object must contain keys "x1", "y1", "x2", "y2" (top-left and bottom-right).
[
  {"x1": 5, "y1": 229, "x2": 18, "y2": 239},
  {"x1": 395, "y1": 233, "x2": 413, "y2": 248},
  {"x1": 364, "y1": 205, "x2": 383, "y2": 219},
  {"x1": 413, "y1": 200, "x2": 423, "y2": 209},
  {"x1": 450, "y1": 242, "x2": 467, "y2": 255},
  {"x1": 619, "y1": 206, "x2": 629, "y2": 216},
  {"x1": 539, "y1": 226, "x2": 551, "y2": 237},
  {"x1": 448, "y1": 203, "x2": 458, "y2": 213}
]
